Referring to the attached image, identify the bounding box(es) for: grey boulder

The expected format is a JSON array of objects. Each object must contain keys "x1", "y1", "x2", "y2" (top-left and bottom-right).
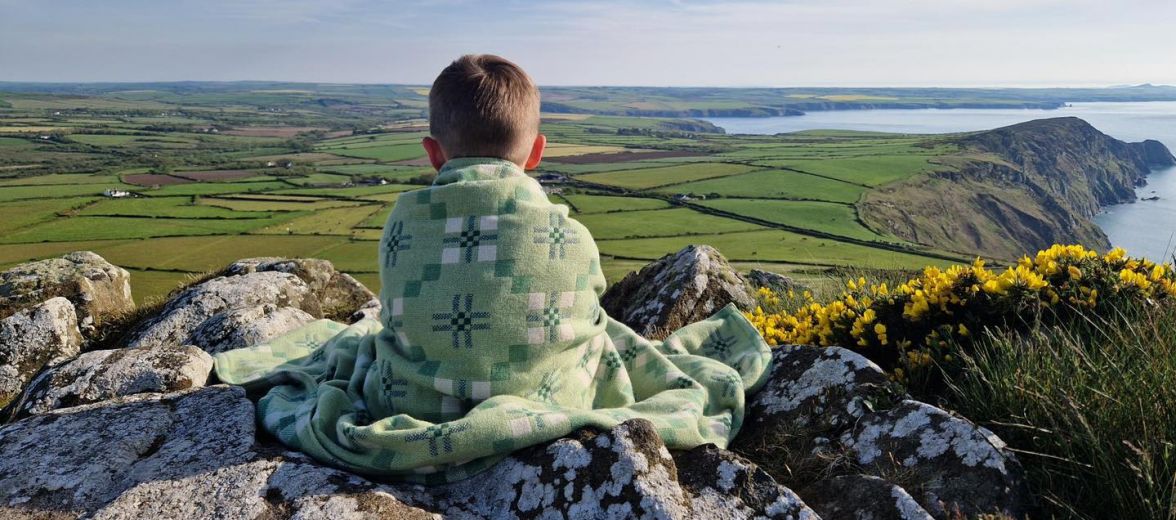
[
  {"x1": 0, "y1": 386, "x2": 434, "y2": 519},
  {"x1": 10, "y1": 344, "x2": 213, "y2": 418},
  {"x1": 0, "y1": 297, "x2": 82, "y2": 410},
  {"x1": 0, "y1": 251, "x2": 133, "y2": 335},
  {"x1": 601, "y1": 245, "x2": 754, "y2": 339},
  {"x1": 225, "y1": 257, "x2": 375, "y2": 321},
  {"x1": 187, "y1": 303, "x2": 317, "y2": 355},
  {"x1": 125, "y1": 271, "x2": 317, "y2": 351}
]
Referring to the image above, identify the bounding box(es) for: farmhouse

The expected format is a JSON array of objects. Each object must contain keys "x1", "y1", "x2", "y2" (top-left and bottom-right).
[
  {"x1": 537, "y1": 173, "x2": 567, "y2": 184},
  {"x1": 103, "y1": 189, "x2": 132, "y2": 198}
]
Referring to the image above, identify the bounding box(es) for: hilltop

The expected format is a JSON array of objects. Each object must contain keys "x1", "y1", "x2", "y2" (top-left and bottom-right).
[{"x1": 860, "y1": 117, "x2": 1176, "y2": 259}]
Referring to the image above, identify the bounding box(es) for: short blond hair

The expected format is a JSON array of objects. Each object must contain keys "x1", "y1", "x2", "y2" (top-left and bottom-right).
[{"x1": 428, "y1": 54, "x2": 541, "y2": 163}]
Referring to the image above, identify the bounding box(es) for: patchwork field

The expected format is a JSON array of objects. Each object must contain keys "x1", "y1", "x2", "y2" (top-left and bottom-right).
[{"x1": 0, "y1": 87, "x2": 970, "y2": 303}]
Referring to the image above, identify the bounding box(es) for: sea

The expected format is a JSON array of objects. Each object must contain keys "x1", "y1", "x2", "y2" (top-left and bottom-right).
[{"x1": 706, "y1": 102, "x2": 1176, "y2": 262}]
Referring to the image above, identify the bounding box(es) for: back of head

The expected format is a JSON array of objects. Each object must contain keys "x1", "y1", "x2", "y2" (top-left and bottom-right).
[{"x1": 428, "y1": 54, "x2": 541, "y2": 164}]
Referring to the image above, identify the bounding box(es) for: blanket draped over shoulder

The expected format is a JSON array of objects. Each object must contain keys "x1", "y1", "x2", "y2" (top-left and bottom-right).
[{"x1": 214, "y1": 158, "x2": 772, "y2": 484}]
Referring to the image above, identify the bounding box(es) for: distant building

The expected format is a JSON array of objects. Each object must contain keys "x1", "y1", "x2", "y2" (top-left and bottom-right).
[
  {"x1": 537, "y1": 173, "x2": 567, "y2": 184},
  {"x1": 672, "y1": 194, "x2": 692, "y2": 203},
  {"x1": 103, "y1": 189, "x2": 132, "y2": 198}
]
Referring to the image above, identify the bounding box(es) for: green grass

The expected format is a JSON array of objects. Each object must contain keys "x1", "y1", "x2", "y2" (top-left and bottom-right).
[
  {"x1": 575, "y1": 208, "x2": 763, "y2": 239},
  {"x1": 697, "y1": 199, "x2": 888, "y2": 242},
  {"x1": 146, "y1": 181, "x2": 292, "y2": 197},
  {"x1": 79, "y1": 197, "x2": 273, "y2": 219},
  {"x1": 0, "y1": 183, "x2": 135, "y2": 202},
  {"x1": 596, "y1": 229, "x2": 947, "y2": 269},
  {"x1": 0, "y1": 214, "x2": 292, "y2": 244},
  {"x1": 325, "y1": 142, "x2": 425, "y2": 162},
  {"x1": 765, "y1": 155, "x2": 939, "y2": 186},
  {"x1": 555, "y1": 194, "x2": 671, "y2": 214},
  {"x1": 656, "y1": 169, "x2": 867, "y2": 203},
  {"x1": 576, "y1": 162, "x2": 757, "y2": 190},
  {"x1": 256, "y1": 205, "x2": 382, "y2": 236},
  {"x1": 0, "y1": 197, "x2": 97, "y2": 236},
  {"x1": 943, "y1": 305, "x2": 1176, "y2": 520},
  {"x1": 0, "y1": 173, "x2": 116, "y2": 186}
]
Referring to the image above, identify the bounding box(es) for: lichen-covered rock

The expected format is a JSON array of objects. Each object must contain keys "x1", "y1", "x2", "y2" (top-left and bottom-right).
[
  {"x1": 11, "y1": 344, "x2": 213, "y2": 418},
  {"x1": 125, "y1": 271, "x2": 317, "y2": 350},
  {"x1": 601, "y1": 245, "x2": 753, "y2": 339},
  {"x1": 674, "y1": 444, "x2": 818, "y2": 520},
  {"x1": 746, "y1": 269, "x2": 800, "y2": 294},
  {"x1": 414, "y1": 419, "x2": 694, "y2": 518},
  {"x1": 0, "y1": 251, "x2": 133, "y2": 335},
  {"x1": 0, "y1": 386, "x2": 433, "y2": 519},
  {"x1": 840, "y1": 400, "x2": 1029, "y2": 519},
  {"x1": 226, "y1": 257, "x2": 375, "y2": 320},
  {"x1": 802, "y1": 474, "x2": 934, "y2": 520},
  {"x1": 187, "y1": 303, "x2": 317, "y2": 354},
  {"x1": 409, "y1": 419, "x2": 813, "y2": 519},
  {"x1": 742, "y1": 346, "x2": 898, "y2": 434},
  {"x1": 0, "y1": 297, "x2": 82, "y2": 410},
  {"x1": 733, "y1": 346, "x2": 900, "y2": 471}
]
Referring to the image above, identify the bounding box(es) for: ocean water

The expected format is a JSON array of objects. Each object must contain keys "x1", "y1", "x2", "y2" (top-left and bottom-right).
[{"x1": 706, "y1": 102, "x2": 1176, "y2": 261}]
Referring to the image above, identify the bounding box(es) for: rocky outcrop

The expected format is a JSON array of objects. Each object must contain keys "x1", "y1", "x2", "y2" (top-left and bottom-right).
[
  {"x1": 0, "y1": 250, "x2": 1030, "y2": 519},
  {"x1": 733, "y1": 346, "x2": 1028, "y2": 520},
  {"x1": 860, "y1": 117, "x2": 1176, "y2": 259},
  {"x1": 0, "y1": 251, "x2": 133, "y2": 335},
  {"x1": 0, "y1": 386, "x2": 435, "y2": 519},
  {"x1": 746, "y1": 269, "x2": 801, "y2": 294},
  {"x1": 407, "y1": 419, "x2": 815, "y2": 519},
  {"x1": 225, "y1": 257, "x2": 375, "y2": 321},
  {"x1": 840, "y1": 400, "x2": 1029, "y2": 519},
  {"x1": 125, "y1": 271, "x2": 317, "y2": 351},
  {"x1": 187, "y1": 304, "x2": 317, "y2": 355},
  {"x1": 601, "y1": 245, "x2": 754, "y2": 339},
  {"x1": 0, "y1": 297, "x2": 82, "y2": 410},
  {"x1": 10, "y1": 344, "x2": 212, "y2": 419}
]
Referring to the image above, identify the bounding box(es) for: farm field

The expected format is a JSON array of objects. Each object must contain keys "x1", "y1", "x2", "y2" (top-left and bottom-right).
[{"x1": 0, "y1": 86, "x2": 972, "y2": 303}]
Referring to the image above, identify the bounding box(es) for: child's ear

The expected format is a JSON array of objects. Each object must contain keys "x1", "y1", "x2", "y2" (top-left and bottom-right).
[
  {"x1": 524, "y1": 134, "x2": 546, "y2": 170},
  {"x1": 422, "y1": 137, "x2": 448, "y2": 171}
]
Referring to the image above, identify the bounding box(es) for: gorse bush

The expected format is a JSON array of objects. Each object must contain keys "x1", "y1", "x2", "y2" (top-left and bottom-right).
[{"x1": 746, "y1": 244, "x2": 1176, "y2": 382}]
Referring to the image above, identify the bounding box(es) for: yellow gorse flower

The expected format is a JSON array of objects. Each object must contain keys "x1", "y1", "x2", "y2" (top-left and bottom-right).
[{"x1": 745, "y1": 244, "x2": 1176, "y2": 379}]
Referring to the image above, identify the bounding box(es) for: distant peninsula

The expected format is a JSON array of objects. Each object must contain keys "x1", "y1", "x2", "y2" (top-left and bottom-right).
[{"x1": 859, "y1": 117, "x2": 1176, "y2": 259}]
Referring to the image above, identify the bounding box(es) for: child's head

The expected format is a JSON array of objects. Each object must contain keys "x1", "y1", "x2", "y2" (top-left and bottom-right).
[{"x1": 424, "y1": 54, "x2": 545, "y2": 170}]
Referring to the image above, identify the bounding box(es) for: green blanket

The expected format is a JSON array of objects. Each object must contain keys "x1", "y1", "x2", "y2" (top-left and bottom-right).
[{"x1": 214, "y1": 158, "x2": 771, "y2": 483}]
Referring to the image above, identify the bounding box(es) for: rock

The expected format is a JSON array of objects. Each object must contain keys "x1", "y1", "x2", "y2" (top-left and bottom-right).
[
  {"x1": 746, "y1": 269, "x2": 800, "y2": 294},
  {"x1": 125, "y1": 271, "x2": 317, "y2": 351},
  {"x1": 349, "y1": 297, "x2": 382, "y2": 324},
  {"x1": 0, "y1": 386, "x2": 433, "y2": 519},
  {"x1": 674, "y1": 444, "x2": 818, "y2": 520},
  {"x1": 187, "y1": 304, "x2": 317, "y2": 355},
  {"x1": 601, "y1": 245, "x2": 754, "y2": 339},
  {"x1": 733, "y1": 346, "x2": 900, "y2": 479},
  {"x1": 840, "y1": 400, "x2": 1029, "y2": 519},
  {"x1": 802, "y1": 474, "x2": 934, "y2": 520},
  {"x1": 10, "y1": 344, "x2": 213, "y2": 418},
  {"x1": 0, "y1": 297, "x2": 82, "y2": 410},
  {"x1": 0, "y1": 251, "x2": 133, "y2": 335},
  {"x1": 226, "y1": 257, "x2": 375, "y2": 320},
  {"x1": 412, "y1": 419, "x2": 814, "y2": 519}
]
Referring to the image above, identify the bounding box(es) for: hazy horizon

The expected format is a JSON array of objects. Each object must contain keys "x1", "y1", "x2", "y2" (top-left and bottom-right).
[{"x1": 2, "y1": 0, "x2": 1174, "y2": 87}]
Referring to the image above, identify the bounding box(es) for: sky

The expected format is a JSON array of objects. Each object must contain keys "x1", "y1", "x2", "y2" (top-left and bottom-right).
[{"x1": 1, "y1": 0, "x2": 1173, "y2": 87}]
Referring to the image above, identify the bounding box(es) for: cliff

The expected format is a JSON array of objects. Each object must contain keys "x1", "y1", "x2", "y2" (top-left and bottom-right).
[{"x1": 859, "y1": 117, "x2": 1176, "y2": 260}]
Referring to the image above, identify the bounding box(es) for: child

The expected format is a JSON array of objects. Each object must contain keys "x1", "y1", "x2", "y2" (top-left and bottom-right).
[{"x1": 214, "y1": 55, "x2": 772, "y2": 484}]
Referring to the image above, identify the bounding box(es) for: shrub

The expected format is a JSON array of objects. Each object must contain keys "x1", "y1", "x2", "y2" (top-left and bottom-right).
[{"x1": 746, "y1": 245, "x2": 1176, "y2": 382}]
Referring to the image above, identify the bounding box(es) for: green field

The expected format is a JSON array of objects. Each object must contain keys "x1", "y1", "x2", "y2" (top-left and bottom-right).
[
  {"x1": 0, "y1": 85, "x2": 972, "y2": 302},
  {"x1": 576, "y1": 162, "x2": 757, "y2": 190}
]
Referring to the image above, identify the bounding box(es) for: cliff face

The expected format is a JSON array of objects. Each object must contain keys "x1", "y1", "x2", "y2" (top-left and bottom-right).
[{"x1": 860, "y1": 117, "x2": 1176, "y2": 260}]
